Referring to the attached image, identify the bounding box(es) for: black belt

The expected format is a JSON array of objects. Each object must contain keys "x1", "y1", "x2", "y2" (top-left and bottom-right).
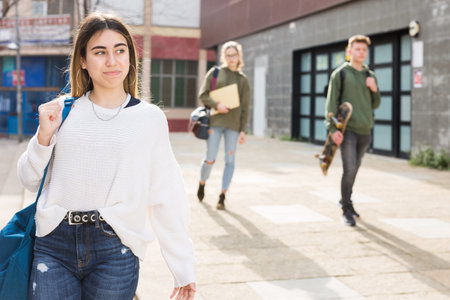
[{"x1": 63, "y1": 210, "x2": 104, "y2": 225}]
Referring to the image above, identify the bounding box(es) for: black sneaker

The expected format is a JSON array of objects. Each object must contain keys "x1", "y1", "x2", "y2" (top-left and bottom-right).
[
  {"x1": 349, "y1": 203, "x2": 360, "y2": 218},
  {"x1": 216, "y1": 193, "x2": 225, "y2": 210},
  {"x1": 197, "y1": 183, "x2": 205, "y2": 202},
  {"x1": 341, "y1": 208, "x2": 356, "y2": 226},
  {"x1": 339, "y1": 200, "x2": 360, "y2": 218}
]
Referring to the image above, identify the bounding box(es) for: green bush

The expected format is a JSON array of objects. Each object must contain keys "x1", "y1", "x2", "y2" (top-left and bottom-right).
[{"x1": 409, "y1": 147, "x2": 450, "y2": 170}]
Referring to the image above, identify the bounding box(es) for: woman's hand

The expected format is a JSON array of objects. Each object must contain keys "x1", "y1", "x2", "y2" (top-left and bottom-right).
[
  {"x1": 238, "y1": 131, "x2": 246, "y2": 144},
  {"x1": 216, "y1": 103, "x2": 229, "y2": 114},
  {"x1": 170, "y1": 282, "x2": 196, "y2": 300},
  {"x1": 37, "y1": 100, "x2": 63, "y2": 146}
]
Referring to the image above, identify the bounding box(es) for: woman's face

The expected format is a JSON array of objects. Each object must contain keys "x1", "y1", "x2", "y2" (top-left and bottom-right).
[
  {"x1": 81, "y1": 29, "x2": 130, "y2": 91},
  {"x1": 225, "y1": 47, "x2": 239, "y2": 71}
]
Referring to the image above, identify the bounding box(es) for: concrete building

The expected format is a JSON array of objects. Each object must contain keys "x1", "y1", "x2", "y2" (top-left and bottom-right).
[
  {"x1": 200, "y1": 0, "x2": 450, "y2": 158},
  {"x1": 0, "y1": 0, "x2": 213, "y2": 136}
]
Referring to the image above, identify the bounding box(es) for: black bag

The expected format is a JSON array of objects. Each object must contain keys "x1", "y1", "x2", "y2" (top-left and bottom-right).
[
  {"x1": 190, "y1": 106, "x2": 210, "y2": 140},
  {"x1": 190, "y1": 66, "x2": 219, "y2": 140}
]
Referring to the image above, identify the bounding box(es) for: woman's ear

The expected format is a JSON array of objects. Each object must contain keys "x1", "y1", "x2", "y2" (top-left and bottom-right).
[{"x1": 80, "y1": 58, "x2": 87, "y2": 70}]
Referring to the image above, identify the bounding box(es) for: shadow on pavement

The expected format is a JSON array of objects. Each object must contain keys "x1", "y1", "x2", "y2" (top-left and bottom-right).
[
  {"x1": 201, "y1": 202, "x2": 348, "y2": 298},
  {"x1": 357, "y1": 219, "x2": 450, "y2": 295}
]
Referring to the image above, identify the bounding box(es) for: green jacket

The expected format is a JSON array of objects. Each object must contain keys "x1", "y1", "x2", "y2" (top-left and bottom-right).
[
  {"x1": 199, "y1": 66, "x2": 251, "y2": 132},
  {"x1": 325, "y1": 62, "x2": 381, "y2": 135}
]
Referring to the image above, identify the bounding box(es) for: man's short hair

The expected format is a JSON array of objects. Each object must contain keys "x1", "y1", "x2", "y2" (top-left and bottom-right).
[{"x1": 348, "y1": 35, "x2": 371, "y2": 48}]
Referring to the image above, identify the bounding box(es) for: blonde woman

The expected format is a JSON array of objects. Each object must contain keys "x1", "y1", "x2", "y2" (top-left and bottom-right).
[{"x1": 196, "y1": 41, "x2": 251, "y2": 210}]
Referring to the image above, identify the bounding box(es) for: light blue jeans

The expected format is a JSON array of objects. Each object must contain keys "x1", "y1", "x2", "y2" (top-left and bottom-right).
[
  {"x1": 200, "y1": 126, "x2": 239, "y2": 191},
  {"x1": 29, "y1": 220, "x2": 139, "y2": 300}
]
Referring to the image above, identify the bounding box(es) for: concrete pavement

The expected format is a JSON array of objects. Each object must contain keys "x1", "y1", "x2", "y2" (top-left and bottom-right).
[{"x1": 1, "y1": 134, "x2": 449, "y2": 299}]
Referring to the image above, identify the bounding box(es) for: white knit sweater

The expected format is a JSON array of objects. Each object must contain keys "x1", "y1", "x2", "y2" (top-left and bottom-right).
[{"x1": 17, "y1": 93, "x2": 196, "y2": 287}]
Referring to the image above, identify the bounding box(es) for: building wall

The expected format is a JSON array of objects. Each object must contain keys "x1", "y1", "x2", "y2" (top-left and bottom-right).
[
  {"x1": 152, "y1": 0, "x2": 200, "y2": 28},
  {"x1": 200, "y1": 0, "x2": 351, "y2": 48},
  {"x1": 224, "y1": 0, "x2": 449, "y2": 153}
]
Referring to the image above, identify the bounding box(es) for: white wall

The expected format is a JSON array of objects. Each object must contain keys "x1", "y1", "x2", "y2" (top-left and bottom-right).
[{"x1": 152, "y1": 0, "x2": 200, "y2": 28}]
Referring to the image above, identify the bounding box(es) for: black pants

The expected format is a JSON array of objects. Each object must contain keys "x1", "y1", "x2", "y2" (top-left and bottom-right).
[{"x1": 340, "y1": 130, "x2": 371, "y2": 205}]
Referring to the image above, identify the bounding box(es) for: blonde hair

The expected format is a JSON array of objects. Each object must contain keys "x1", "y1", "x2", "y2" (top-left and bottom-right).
[
  {"x1": 69, "y1": 13, "x2": 139, "y2": 98},
  {"x1": 219, "y1": 41, "x2": 244, "y2": 71},
  {"x1": 347, "y1": 34, "x2": 371, "y2": 49}
]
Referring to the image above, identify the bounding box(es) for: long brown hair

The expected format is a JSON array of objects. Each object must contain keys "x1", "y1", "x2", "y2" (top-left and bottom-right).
[{"x1": 69, "y1": 13, "x2": 138, "y2": 98}]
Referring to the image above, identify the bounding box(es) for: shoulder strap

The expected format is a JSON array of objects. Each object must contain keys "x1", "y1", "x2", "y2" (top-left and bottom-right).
[
  {"x1": 211, "y1": 66, "x2": 219, "y2": 91},
  {"x1": 35, "y1": 97, "x2": 76, "y2": 203},
  {"x1": 337, "y1": 68, "x2": 346, "y2": 106}
]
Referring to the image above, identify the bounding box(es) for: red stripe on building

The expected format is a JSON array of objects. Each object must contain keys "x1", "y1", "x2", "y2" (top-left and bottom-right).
[
  {"x1": 151, "y1": 36, "x2": 201, "y2": 60},
  {"x1": 132, "y1": 35, "x2": 144, "y2": 59}
]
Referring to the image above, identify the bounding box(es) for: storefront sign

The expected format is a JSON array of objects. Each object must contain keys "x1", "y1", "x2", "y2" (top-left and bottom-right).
[
  {"x1": 0, "y1": 14, "x2": 71, "y2": 45},
  {"x1": 12, "y1": 70, "x2": 25, "y2": 86}
]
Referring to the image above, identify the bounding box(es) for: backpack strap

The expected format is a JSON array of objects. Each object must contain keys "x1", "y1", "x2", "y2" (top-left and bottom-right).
[
  {"x1": 211, "y1": 66, "x2": 219, "y2": 91},
  {"x1": 337, "y1": 68, "x2": 346, "y2": 106},
  {"x1": 36, "y1": 97, "x2": 76, "y2": 204}
]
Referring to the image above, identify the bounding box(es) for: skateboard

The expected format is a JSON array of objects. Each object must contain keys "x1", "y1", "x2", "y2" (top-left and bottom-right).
[{"x1": 315, "y1": 102, "x2": 353, "y2": 175}]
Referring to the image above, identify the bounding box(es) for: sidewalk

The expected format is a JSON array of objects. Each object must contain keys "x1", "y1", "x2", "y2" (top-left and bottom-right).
[{"x1": 1, "y1": 134, "x2": 449, "y2": 299}]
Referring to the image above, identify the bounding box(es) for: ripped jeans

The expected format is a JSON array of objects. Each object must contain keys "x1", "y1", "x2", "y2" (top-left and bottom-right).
[
  {"x1": 29, "y1": 219, "x2": 139, "y2": 300},
  {"x1": 200, "y1": 126, "x2": 239, "y2": 191}
]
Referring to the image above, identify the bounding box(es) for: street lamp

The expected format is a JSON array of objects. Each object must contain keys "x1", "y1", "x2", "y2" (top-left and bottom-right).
[{"x1": 7, "y1": 1, "x2": 23, "y2": 142}]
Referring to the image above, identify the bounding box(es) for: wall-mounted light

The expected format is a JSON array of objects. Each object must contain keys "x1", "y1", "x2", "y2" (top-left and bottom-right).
[{"x1": 409, "y1": 20, "x2": 420, "y2": 38}]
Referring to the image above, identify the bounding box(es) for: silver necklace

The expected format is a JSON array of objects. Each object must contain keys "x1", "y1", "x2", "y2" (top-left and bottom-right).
[{"x1": 89, "y1": 94, "x2": 125, "y2": 121}]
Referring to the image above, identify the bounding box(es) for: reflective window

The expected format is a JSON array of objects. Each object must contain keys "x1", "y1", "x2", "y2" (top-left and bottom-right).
[
  {"x1": 300, "y1": 96, "x2": 310, "y2": 115},
  {"x1": 316, "y1": 54, "x2": 328, "y2": 71},
  {"x1": 374, "y1": 43, "x2": 393, "y2": 64},
  {"x1": 315, "y1": 73, "x2": 328, "y2": 94},
  {"x1": 401, "y1": 35, "x2": 411, "y2": 62},
  {"x1": 400, "y1": 95, "x2": 411, "y2": 122},
  {"x1": 175, "y1": 61, "x2": 185, "y2": 75},
  {"x1": 315, "y1": 97, "x2": 326, "y2": 117},
  {"x1": 151, "y1": 59, "x2": 161, "y2": 73},
  {"x1": 301, "y1": 75, "x2": 311, "y2": 93},
  {"x1": 401, "y1": 65, "x2": 411, "y2": 91},
  {"x1": 162, "y1": 78, "x2": 172, "y2": 105},
  {"x1": 163, "y1": 60, "x2": 173, "y2": 74},
  {"x1": 301, "y1": 52, "x2": 311, "y2": 72},
  {"x1": 373, "y1": 125, "x2": 392, "y2": 151},
  {"x1": 374, "y1": 67, "x2": 393, "y2": 92},
  {"x1": 314, "y1": 119, "x2": 327, "y2": 140},
  {"x1": 175, "y1": 78, "x2": 185, "y2": 107},
  {"x1": 151, "y1": 77, "x2": 160, "y2": 103},
  {"x1": 332, "y1": 51, "x2": 345, "y2": 69},
  {"x1": 151, "y1": 59, "x2": 198, "y2": 107},
  {"x1": 374, "y1": 96, "x2": 392, "y2": 121},
  {"x1": 400, "y1": 126, "x2": 411, "y2": 153},
  {"x1": 300, "y1": 118, "x2": 310, "y2": 138}
]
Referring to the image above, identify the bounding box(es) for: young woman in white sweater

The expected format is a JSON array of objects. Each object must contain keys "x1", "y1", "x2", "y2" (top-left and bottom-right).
[{"x1": 18, "y1": 13, "x2": 196, "y2": 300}]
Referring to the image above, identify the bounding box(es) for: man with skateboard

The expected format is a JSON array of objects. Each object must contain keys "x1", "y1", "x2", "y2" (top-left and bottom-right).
[{"x1": 325, "y1": 35, "x2": 381, "y2": 226}]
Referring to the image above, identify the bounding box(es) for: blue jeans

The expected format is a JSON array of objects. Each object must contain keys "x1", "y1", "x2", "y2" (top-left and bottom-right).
[
  {"x1": 29, "y1": 220, "x2": 139, "y2": 300},
  {"x1": 340, "y1": 130, "x2": 371, "y2": 205},
  {"x1": 200, "y1": 126, "x2": 239, "y2": 191}
]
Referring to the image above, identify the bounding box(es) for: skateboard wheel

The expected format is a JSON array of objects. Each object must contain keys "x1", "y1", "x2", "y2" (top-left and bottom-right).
[
  {"x1": 321, "y1": 163, "x2": 327, "y2": 168},
  {"x1": 314, "y1": 153, "x2": 319, "y2": 158},
  {"x1": 327, "y1": 112, "x2": 334, "y2": 118},
  {"x1": 336, "y1": 122, "x2": 343, "y2": 129}
]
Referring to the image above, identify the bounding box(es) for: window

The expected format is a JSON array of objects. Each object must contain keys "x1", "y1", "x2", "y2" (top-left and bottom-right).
[
  {"x1": 293, "y1": 31, "x2": 412, "y2": 158},
  {"x1": 150, "y1": 59, "x2": 198, "y2": 108}
]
